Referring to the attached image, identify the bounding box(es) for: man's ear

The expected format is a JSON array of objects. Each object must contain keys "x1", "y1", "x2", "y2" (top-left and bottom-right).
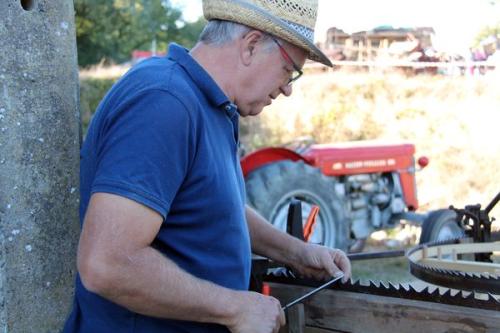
[{"x1": 239, "y1": 30, "x2": 266, "y2": 66}]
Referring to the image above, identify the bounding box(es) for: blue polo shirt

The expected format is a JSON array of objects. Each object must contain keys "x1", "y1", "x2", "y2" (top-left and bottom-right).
[{"x1": 64, "y1": 44, "x2": 251, "y2": 332}]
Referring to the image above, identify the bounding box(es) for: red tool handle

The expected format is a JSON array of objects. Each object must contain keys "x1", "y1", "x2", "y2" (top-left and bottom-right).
[{"x1": 303, "y1": 205, "x2": 319, "y2": 242}]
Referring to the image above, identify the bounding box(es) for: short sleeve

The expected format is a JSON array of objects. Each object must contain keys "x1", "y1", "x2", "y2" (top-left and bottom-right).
[{"x1": 91, "y1": 89, "x2": 194, "y2": 219}]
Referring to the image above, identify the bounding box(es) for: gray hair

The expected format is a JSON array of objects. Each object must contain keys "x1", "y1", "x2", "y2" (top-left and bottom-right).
[{"x1": 199, "y1": 20, "x2": 274, "y2": 49}]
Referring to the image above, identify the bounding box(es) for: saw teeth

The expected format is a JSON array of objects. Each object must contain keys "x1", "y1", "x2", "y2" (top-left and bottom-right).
[
  {"x1": 263, "y1": 273, "x2": 500, "y2": 311},
  {"x1": 351, "y1": 279, "x2": 361, "y2": 287},
  {"x1": 488, "y1": 293, "x2": 499, "y2": 301},
  {"x1": 389, "y1": 282, "x2": 400, "y2": 290},
  {"x1": 408, "y1": 239, "x2": 499, "y2": 292},
  {"x1": 429, "y1": 288, "x2": 440, "y2": 297},
  {"x1": 463, "y1": 292, "x2": 473, "y2": 300},
  {"x1": 408, "y1": 284, "x2": 419, "y2": 293},
  {"x1": 441, "y1": 289, "x2": 451, "y2": 297}
]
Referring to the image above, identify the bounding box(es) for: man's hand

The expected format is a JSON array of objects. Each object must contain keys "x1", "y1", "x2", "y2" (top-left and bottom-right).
[
  {"x1": 227, "y1": 291, "x2": 285, "y2": 333},
  {"x1": 289, "y1": 243, "x2": 351, "y2": 283},
  {"x1": 246, "y1": 205, "x2": 351, "y2": 283}
]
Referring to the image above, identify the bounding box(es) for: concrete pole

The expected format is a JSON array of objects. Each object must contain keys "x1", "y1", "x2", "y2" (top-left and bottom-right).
[{"x1": 0, "y1": 0, "x2": 80, "y2": 331}]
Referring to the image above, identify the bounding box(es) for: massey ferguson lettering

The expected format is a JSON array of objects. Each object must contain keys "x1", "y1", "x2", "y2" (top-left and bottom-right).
[{"x1": 333, "y1": 158, "x2": 396, "y2": 170}]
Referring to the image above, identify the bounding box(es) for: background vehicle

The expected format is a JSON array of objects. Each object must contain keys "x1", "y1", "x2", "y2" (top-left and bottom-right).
[{"x1": 242, "y1": 140, "x2": 464, "y2": 252}]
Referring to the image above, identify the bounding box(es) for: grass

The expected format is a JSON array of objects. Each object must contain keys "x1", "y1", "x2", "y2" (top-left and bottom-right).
[
  {"x1": 352, "y1": 257, "x2": 413, "y2": 283},
  {"x1": 350, "y1": 226, "x2": 420, "y2": 283}
]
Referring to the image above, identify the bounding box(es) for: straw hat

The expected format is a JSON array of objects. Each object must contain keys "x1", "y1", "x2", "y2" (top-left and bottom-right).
[{"x1": 203, "y1": 0, "x2": 332, "y2": 67}]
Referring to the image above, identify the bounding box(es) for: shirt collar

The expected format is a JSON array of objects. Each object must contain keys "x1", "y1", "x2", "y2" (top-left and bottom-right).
[{"x1": 167, "y1": 43, "x2": 230, "y2": 109}]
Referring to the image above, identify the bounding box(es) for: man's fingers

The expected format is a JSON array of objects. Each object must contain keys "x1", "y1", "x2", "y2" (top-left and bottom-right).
[
  {"x1": 331, "y1": 249, "x2": 351, "y2": 282},
  {"x1": 279, "y1": 307, "x2": 286, "y2": 326},
  {"x1": 321, "y1": 249, "x2": 343, "y2": 276},
  {"x1": 299, "y1": 244, "x2": 352, "y2": 282},
  {"x1": 321, "y1": 249, "x2": 350, "y2": 281},
  {"x1": 300, "y1": 266, "x2": 332, "y2": 281},
  {"x1": 321, "y1": 250, "x2": 338, "y2": 277},
  {"x1": 274, "y1": 299, "x2": 285, "y2": 333}
]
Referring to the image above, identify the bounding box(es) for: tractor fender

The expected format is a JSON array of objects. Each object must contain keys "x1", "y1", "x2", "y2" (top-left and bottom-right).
[{"x1": 240, "y1": 147, "x2": 311, "y2": 177}]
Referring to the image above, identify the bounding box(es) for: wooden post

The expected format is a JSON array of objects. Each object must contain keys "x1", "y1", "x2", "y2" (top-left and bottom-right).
[
  {"x1": 286, "y1": 304, "x2": 305, "y2": 333},
  {"x1": 367, "y1": 39, "x2": 372, "y2": 61},
  {"x1": 0, "y1": 0, "x2": 80, "y2": 331},
  {"x1": 358, "y1": 41, "x2": 364, "y2": 62}
]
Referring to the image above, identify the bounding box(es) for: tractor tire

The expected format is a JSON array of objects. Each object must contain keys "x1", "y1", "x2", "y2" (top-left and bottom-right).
[
  {"x1": 245, "y1": 160, "x2": 348, "y2": 251},
  {"x1": 419, "y1": 209, "x2": 464, "y2": 244}
]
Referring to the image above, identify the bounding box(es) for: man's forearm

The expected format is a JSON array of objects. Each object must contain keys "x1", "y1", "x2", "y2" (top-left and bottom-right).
[
  {"x1": 82, "y1": 245, "x2": 240, "y2": 326},
  {"x1": 246, "y1": 205, "x2": 303, "y2": 265},
  {"x1": 246, "y1": 205, "x2": 352, "y2": 282}
]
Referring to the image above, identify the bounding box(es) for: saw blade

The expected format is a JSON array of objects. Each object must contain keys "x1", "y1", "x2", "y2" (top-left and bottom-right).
[
  {"x1": 264, "y1": 274, "x2": 500, "y2": 311},
  {"x1": 407, "y1": 240, "x2": 500, "y2": 293}
]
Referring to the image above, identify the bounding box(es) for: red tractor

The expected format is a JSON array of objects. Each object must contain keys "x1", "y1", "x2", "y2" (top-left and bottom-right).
[{"x1": 242, "y1": 140, "x2": 464, "y2": 252}]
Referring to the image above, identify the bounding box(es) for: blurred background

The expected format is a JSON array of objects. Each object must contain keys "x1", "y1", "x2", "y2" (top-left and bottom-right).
[{"x1": 77, "y1": 0, "x2": 500, "y2": 281}]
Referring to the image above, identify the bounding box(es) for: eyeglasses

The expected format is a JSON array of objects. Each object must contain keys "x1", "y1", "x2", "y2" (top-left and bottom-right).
[{"x1": 271, "y1": 37, "x2": 303, "y2": 85}]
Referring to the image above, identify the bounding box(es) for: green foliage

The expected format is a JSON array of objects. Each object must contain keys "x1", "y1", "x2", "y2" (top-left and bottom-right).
[
  {"x1": 177, "y1": 17, "x2": 207, "y2": 49},
  {"x1": 79, "y1": 78, "x2": 116, "y2": 132},
  {"x1": 75, "y1": 0, "x2": 205, "y2": 67}
]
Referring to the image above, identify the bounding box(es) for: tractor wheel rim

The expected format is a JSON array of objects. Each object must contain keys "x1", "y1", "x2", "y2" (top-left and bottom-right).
[
  {"x1": 436, "y1": 224, "x2": 462, "y2": 241},
  {"x1": 270, "y1": 191, "x2": 335, "y2": 247}
]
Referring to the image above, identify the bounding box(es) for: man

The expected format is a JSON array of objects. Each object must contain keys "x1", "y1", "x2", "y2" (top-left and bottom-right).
[{"x1": 64, "y1": 0, "x2": 351, "y2": 332}]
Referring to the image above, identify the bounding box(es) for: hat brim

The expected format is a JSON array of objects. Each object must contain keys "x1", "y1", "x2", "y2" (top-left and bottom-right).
[{"x1": 203, "y1": 0, "x2": 332, "y2": 67}]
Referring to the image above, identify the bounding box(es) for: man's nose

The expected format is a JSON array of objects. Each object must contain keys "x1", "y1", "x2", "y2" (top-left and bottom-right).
[{"x1": 280, "y1": 84, "x2": 292, "y2": 97}]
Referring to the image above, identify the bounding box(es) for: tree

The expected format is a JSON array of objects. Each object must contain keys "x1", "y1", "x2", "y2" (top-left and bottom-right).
[
  {"x1": 75, "y1": 0, "x2": 204, "y2": 67},
  {"x1": 177, "y1": 16, "x2": 207, "y2": 49},
  {"x1": 473, "y1": 0, "x2": 500, "y2": 47}
]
